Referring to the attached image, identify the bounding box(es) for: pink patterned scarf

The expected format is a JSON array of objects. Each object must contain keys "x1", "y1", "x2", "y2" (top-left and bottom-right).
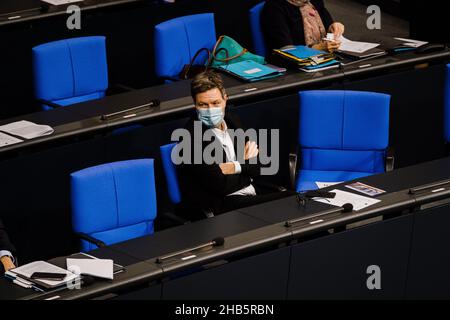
[{"x1": 287, "y1": 0, "x2": 326, "y2": 46}]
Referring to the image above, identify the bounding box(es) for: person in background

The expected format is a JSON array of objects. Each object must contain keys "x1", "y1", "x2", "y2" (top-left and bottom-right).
[
  {"x1": 0, "y1": 218, "x2": 16, "y2": 274},
  {"x1": 262, "y1": 0, "x2": 345, "y2": 52}
]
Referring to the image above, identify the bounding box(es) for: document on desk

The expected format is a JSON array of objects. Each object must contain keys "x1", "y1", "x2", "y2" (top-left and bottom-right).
[
  {"x1": 67, "y1": 258, "x2": 114, "y2": 280},
  {"x1": 394, "y1": 37, "x2": 428, "y2": 48},
  {"x1": 8, "y1": 261, "x2": 78, "y2": 288},
  {"x1": 41, "y1": 0, "x2": 84, "y2": 5},
  {"x1": 337, "y1": 36, "x2": 380, "y2": 54},
  {"x1": 0, "y1": 132, "x2": 23, "y2": 147},
  {"x1": 315, "y1": 181, "x2": 342, "y2": 189},
  {"x1": 313, "y1": 189, "x2": 381, "y2": 211},
  {"x1": 0, "y1": 120, "x2": 54, "y2": 139}
]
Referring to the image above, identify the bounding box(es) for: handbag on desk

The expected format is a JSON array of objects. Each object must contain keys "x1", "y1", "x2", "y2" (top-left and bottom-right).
[
  {"x1": 210, "y1": 35, "x2": 265, "y2": 67},
  {"x1": 179, "y1": 48, "x2": 212, "y2": 80}
]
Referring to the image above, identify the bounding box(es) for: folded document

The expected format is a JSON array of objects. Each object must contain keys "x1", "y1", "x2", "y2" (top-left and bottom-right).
[
  {"x1": 217, "y1": 60, "x2": 283, "y2": 82},
  {"x1": 0, "y1": 120, "x2": 54, "y2": 140}
]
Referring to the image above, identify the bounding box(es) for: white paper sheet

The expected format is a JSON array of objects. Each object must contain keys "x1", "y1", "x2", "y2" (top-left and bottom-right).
[
  {"x1": 67, "y1": 258, "x2": 114, "y2": 280},
  {"x1": 394, "y1": 37, "x2": 428, "y2": 48},
  {"x1": 315, "y1": 182, "x2": 342, "y2": 189},
  {"x1": 313, "y1": 189, "x2": 381, "y2": 211},
  {"x1": 0, "y1": 120, "x2": 54, "y2": 139},
  {"x1": 0, "y1": 132, "x2": 23, "y2": 147},
  {"x1": 325, "y1": 34, "x2": 380, "y2": 54},
  {"x1": 41, "y1": 0, "x2": 83, "y2": 5}
]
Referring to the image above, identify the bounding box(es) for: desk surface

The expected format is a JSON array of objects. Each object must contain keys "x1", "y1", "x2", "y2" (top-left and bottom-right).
[
  {"x1": 0, "y1": 48, "x2": 448, "y2": 157},
  {"x1": 106, "y1": 210, "x2": 269, "y2": 261},
  {"x1": 1, "y1": 157, "x2": 449, "y2": 300},
  {"x1": 238, "y1": 157, "x2": 450, "y2": 224},
  {"x1": 0, "y1": 0, "x2": 143, "y2": 27}
]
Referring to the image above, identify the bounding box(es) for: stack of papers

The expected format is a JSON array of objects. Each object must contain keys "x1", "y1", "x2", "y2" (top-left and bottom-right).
[
  {"x1": 394, "y1": 37, "x2": 428, "y2": 48},
  {"x1": 6, "y1": 261, "x2": 78, "y2": 290},
  {"x1": 217, "y1": 60, "x2": 284, "y2": 82},
  {"x1": 336, "y1": 35, "x2": 380, "y2": 54},
  {"x1": 273, "y1": 45, "x2": 340, "y2": 72},
  {"x1": 0, "y1": 120, "x2": 54, "y2": 140},
  {"x1": 313, "y1": 189, "x2": 381, "y2": 211}
]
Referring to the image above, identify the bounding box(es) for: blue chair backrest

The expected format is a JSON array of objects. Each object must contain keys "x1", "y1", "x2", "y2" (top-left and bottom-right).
[
  {"x1": 445, "y1": 64, "x2": 450, "y2": 143},
  {"x1": 154, "y1": 13, "x2": 216, "y2": 79},
  {"x1": 32, "y1": 36, "x2": 109, "y2": 110},
  {"x1": 249, "y1": 2, "x2": 267, "y2": 57},
  {"x1": 160, "y1": 143, "x2": 182, "y2": 205},
  {"x1": 71, "y1": 159, "x2": 157, "y2": 252},
  {"x1": 298, "y1": 90, "x2": 391, "y2": 173}
]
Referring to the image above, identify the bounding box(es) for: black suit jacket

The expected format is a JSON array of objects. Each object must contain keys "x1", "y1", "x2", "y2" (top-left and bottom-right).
[
  {"x1": 0, "y1": 218, "x2": 15, "y2": 254},
  {"x1": 261, "y1": 0, "x2": 334, "y2": 51},
  {"x1": 176, "y1": 113, "x2": 262, "y2": 218}
]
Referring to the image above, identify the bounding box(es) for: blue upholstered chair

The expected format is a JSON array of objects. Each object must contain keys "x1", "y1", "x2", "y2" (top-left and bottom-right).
[
  {"x1": 32, "y1": 36, "x2": 109, "y2": 111},
  {"x1": 154, "y1": 13, "x2": 217, "y2": 81},
  {"x1": 71, "y1": 159, "x2": 157, "y2": 252},
  {"x1": 445, "y1": 64, "x2": 450, "y2": 145},
  {"x1": 249, "y1": 2, "x2": 267, "y2": 57},
  {"x1": 291, "y1": 90, "x2": 392, "y2": 192}
]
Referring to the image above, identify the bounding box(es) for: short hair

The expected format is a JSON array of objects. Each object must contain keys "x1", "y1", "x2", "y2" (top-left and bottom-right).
[{"x1": 191, "y1": 71, "x2": 227, "y2": 102}]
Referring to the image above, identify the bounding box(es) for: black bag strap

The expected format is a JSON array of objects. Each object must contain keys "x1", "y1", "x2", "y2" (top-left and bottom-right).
[{"x1": 181, "y1": 48, "x2": 211, "y2": 79}]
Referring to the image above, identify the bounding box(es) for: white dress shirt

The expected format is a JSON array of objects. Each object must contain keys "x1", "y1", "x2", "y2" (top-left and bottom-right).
[{"x1": 211, "y1": 122, "x2": 256, "y2": 197}]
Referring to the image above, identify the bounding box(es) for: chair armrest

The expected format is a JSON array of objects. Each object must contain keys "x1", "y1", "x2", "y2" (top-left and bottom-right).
[
  {"x1": 161, "y1": 76, "x2": 180, "y2": 83},
  {"x1": 76, "y1": 232, "x2": 106, "y2": 248},
  {"x1": 254, "y1": 180, "x2": 287, "y2": 192},
  {"x1": 107, "y1": 83, "x2": 136, "y2": 95},
  {"x1": 385, "y1": 147, "x2": 395, "y2": 172},
  {"x1": 36, "y1": 98, "x2": 63, "y2": 109},
  {"x1": 289, "y1": 153, "x2": 298, "y2": 191},
  {"x1": 161, "y1": 212, "x2": 190, "y2": 225}
]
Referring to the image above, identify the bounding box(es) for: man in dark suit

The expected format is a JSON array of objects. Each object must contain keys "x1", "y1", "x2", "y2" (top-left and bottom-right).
[
  {"x1": 0, "y1": 218, "x2": 16, "y2": 274},
  {"x1": 176, "y1": 71, "x2": 291, "y2": 221}
]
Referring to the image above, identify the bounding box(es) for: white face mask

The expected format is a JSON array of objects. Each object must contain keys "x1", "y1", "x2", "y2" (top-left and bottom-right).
[{"x1": 197, "y1": 106, "x2": 224, "y2": 128}]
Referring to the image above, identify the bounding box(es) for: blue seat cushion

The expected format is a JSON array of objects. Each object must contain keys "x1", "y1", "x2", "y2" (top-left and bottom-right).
[
  {"x1": 43, "y1": 91, "x2": 105, "y2": 110},
  {"x1": 300, "y1": 149, "x2": 386, "y2": 173},
  {"x1": 81, "y1": 221, "x2": 154, "y2": 252},
  {"x1": 296, "y1": 169, "x2": 378, "y2": 192}
]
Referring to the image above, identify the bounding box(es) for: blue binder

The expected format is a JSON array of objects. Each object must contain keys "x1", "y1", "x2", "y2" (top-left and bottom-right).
[{"x1": 216, "y1": 60, "x2": 283, "y2": 82}]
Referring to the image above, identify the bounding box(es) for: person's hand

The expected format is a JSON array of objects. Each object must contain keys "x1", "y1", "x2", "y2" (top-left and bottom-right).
[
  {"x1": 0, "y1": 256, "x2": 15, "y2": 272},
  {"x1": 313, "y1": 40, "x2": 341, "y2": 53},
  {"x1": 329, "y1": 22, "x2": 345, "y2": 39},
  {"x1": 244, "y1": 141, "x2": 259, "y2": 160},
  {"x1": 219, "y1": 162, "x2": 236, "y2": 175}
]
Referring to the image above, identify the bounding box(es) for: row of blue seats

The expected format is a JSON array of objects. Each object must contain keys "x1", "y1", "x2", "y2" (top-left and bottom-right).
[
  {"x1": 71, "y1": 79, "x2": 450, "y2": 252},
  {"x1": 29, "y1": 4, "x2": 450, "y2": 252},
  {"x1": 32, "y1": 6, "x2": 266, "y2": 110},
  {"x1": 72, "y1": 89, "x2": 390, "y2": 252}
]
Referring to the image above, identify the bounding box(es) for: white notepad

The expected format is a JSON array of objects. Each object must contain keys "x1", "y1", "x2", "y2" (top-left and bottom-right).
[
  {"x1": 0, "y1": 120, "x2": 54, "y2": 139},
  {"x1": 66, "y1": 258, "x2": 114, "y2": 280}
]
